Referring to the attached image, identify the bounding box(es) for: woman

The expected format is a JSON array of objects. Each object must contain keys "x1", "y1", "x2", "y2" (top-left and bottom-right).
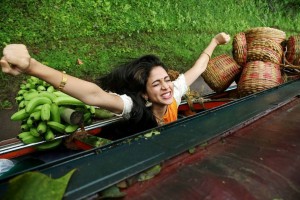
[{"x1": 1, "y1": 32, "x2": 230, "y2": 136}]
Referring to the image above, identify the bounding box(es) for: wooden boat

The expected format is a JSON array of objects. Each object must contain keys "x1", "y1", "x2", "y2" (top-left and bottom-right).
[{"x1": 0, "y1": 79, "x2": 299, "y2": 199}]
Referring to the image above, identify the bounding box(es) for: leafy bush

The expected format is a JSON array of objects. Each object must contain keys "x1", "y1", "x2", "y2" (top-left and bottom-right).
[{"x1": 0, "y1": 0, "x2": 299, "y2": 108}]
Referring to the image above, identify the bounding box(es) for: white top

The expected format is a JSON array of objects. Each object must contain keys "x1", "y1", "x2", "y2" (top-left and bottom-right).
[{"x1": 117, "y1": 74, "x2": 188, "y2": 119}]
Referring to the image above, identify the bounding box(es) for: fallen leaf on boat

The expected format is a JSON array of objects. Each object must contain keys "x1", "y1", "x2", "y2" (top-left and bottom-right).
[{"x1": 2, "y1": 169, "x2": 76, "y2": 200}]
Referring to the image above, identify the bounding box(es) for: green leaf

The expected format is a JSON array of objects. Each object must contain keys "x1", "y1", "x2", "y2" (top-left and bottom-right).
[
  {"x1": 138, "y1": 165, "x2": 161, "y2": 181},
  {"x1": 188, "y1": 147, "x2": 196, "y2": 154},
  {"x1": 3, "y1": 169, "x2": 76, "y2": 200},
  {"x1": 99, "y1": 185, "x2": 126, "y2": 199}
]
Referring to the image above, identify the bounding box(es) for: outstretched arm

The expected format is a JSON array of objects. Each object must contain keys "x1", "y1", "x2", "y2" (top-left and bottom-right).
[
  {"x1": 184, "y1": 32, "x2": 230, "y2": 86},
  {"x1": 1, "y1": 44, "x2": 124, "y2": 114}
]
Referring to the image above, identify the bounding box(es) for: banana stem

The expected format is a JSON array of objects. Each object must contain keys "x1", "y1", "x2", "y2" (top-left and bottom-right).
[{"x1": 59, "y1": 107, "x2": 84, "y2": 125}]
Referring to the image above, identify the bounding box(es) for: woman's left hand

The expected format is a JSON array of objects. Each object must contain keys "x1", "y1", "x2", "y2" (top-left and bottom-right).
[{"x1": 214, "y1": 32, "x2": 231, "y2": 45}]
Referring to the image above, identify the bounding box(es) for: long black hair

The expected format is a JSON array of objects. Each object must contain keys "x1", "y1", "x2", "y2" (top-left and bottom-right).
[{"x1": 96, "y1": 55, "x2": 168, "y2": 136}]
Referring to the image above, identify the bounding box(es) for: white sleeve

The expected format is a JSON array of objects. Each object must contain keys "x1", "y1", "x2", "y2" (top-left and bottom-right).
[
  {"x1": 173, "y1": 74, "x2": 188, "y2": 106},
  {"x1": 111, "y1": 93, "x2": 133, "y2": 119}
]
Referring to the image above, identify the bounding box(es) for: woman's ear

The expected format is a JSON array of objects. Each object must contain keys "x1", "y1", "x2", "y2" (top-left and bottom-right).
[
  {"x1": 142, "y1": 93, "x2": 148, "y2": 101},
  {"x1": 142, "y1": 94, "x2": 152, "y2": 107},
  {"x1": 142, "y1": 93, "x2": 152, "y2": 107}
]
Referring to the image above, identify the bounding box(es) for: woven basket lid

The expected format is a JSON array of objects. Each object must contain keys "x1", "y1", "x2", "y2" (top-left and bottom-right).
[
  {"x1": 247, "y1": 38, "x2": 283, "y2": 64},
  {"x1": 245, "y1": 27, "x2": 286, "y2": 44}
]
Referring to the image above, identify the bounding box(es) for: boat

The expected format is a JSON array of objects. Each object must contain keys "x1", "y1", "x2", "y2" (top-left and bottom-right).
[{"x1": 0, "y1": 78, "x2": 299, "y2": 199}]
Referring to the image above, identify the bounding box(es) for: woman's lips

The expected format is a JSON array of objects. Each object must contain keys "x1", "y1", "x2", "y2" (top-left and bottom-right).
[{"x1": 161, "y1": 91, "x2": 172, "y2": 99}]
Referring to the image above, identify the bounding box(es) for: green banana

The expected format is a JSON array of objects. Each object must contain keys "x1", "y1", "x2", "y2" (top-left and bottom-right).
[
  {"x1": 86, "y1": 118, "x2": 92, "y2": 125},
  {"x1": 32, "y1": 105, "x2": 43, "y2": 112},
  {"x1": 26, "y1": 82, "x2": 36, "y2": 89},
  {"x1": 20, "y1": 84, "x2": 27, "y2": 90},
  {"x1": 17, "y1": 89, "x2": 27, "y2": 96},
  {"x1": 30, "y1": 111, "x2": 41, "y2": 121},
  {"x1": 18, "y1": 133, "x2": 43, "y2": 144},
  {"x1": 39, "y1": 91, "x2": 57, "y2": 101},
  {"x1": 30, "y1": 127, "x2": 40, "y2": 137},
  {"x1": 35, "y1": 139, "x2": 62, "y2": 151},
  {"x1": 21, "y1": 124, "x2": 30, "y2": 132},
  {"x1": 83, "y1": 112, "x2": 91, "y2": 123},
  {"x1": 41, "y1": 103, "x2": 51, "y2": 121},
  {"x1": 94, "y1": 108, "x2": 114, "y2": 119},
  {"x1": 50, "y1": 103, "x2": 61, "y2": 123},
  {"x1": 26, "y1": 118, "x2": 34, "y2": 127},
  {"x1": 29, "y1": 76, "x2": 41, "y2": 84},
  {"x1": 47, "y1": 121, "x2": 66, "y2": 133},
  {"x1": 23, "y1": 91, "x2": 39, "y2": 101},
  {"x1": 54, "y1": 96, "x2": 84, "y2": 106},
  {"x1": 47, "y1": 85, "x2": 55, "y2": 93},
  {"x1": 42, "y1": 81, "x2": 49, "y2": 87},
  {"x1": 18, "y1": 100, "x2": 26, "y2": 109},
  {"x1": 65, "y1": 124, "x2": 79, "y2": 134},
  {"x1": 37, "y1": 121, "x2": 47, "y2": 134},
  {"x1": 22, "y1": 136, "x2": 43, "y2": 144},
  {"x1": 11, "y1": 109, "x2": 29, "y2": 121},
  {"x1": 37, "y1": 85, "x2": 46, "y2": 91},
  {"x1": 15, "y1": 96, "x2": 24, "y2": 102},
  {"x1": 25, "y1": 96, "x2": 52, "y2": 113},
  {"x1": 28, "y1": 89, "x2": 37, "y2": 93},
  {"x1": 45, "y1": 129, "x2": 55, "y2": 141},
  {"x1": 89, "y1": 106, "x2": 96, "y2": 115},
  {"x1": 17, "y1": 131, "x2": 32, "y2": 139},
  {"x1": 53, "y1": 91, "x2": 69, "y2": 97},
  {"x1": 23, "y1": 100, "x2": 29, "y2": 106}
]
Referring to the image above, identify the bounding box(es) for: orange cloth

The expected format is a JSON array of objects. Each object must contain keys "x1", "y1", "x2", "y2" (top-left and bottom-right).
[{"x1": 163, "y1": 98, "x2": 178, "y2": 124}]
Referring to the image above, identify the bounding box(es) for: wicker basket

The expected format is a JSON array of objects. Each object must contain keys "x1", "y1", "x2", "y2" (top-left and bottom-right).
[
  {"x1": 282, "y1": 69, "x2": 300, "y2": 83},
  {"x1": 232, "y1": 32, "x2": 247, "y2": 67},
  {"x1": 202, "y1": 54, "x2": 241, "y2": 93},
  {"x1": 245, "y1": 27, "x2": 286, "y2": 44},
  {"x1": 247, "y1": 38, "x2": 283, "y2": 64},
  {"x1": 285, "y1": 35, "x2": 300, "y2": 66},
  {"x1": 167, "y1": 69, "x2": 180, "y2": 81},
  {"x1": 238, "y1": 61, "x2": 282, "y2": 97}
]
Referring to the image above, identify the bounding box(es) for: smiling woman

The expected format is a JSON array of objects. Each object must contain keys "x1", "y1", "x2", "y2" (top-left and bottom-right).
[{"x1": 0, "y1": 32, "x2": 230, "y2": 136}]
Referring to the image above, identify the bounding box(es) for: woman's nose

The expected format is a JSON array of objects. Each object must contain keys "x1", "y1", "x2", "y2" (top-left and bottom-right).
[{"x1": 161, "y1": 81, "x2": 169, "y2": 89}]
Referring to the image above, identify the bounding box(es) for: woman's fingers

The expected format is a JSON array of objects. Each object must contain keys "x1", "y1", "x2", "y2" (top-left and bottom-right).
[
  {"x1": 0, "y1": 58, "x2": 21, "y2": 75},
  {"x1": 215, "y1": 32, "x2": 231, "y2": 45},
  {"x1": 224, "y1": 33, "x2": 231, "y2": 44},
  {"x1": 0, "y1": 59, "x2": 11, "y2": 73},
  {"x1": 3, "y1": 44, "x2": 31, "y2": 69}
]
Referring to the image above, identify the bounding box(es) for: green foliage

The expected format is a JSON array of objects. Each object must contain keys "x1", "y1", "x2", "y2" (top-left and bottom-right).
[
  {"x1": 0, "y1": 0, "x2": 299, "y2": 109},
  {"x1": 0, "y1": 100, "x2": 13, "y2": 109},
  {"x1": 2, "y1": 169, "x2": 76, "y2": 200}
]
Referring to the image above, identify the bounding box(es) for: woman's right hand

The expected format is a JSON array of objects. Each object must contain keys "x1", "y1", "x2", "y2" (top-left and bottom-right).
[
  {"x1": 1, "y1": 44, "x2": 31, "y2": 75},
  {"x1": 213, "y1": 32, "x2": 231, "y2": 45}
]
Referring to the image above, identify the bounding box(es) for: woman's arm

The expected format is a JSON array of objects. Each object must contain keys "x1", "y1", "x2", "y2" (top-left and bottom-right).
[
  {"x1": 184, "y1": 32, "x2": 230, "y2": 86},
  {"x1": 1, "y1": 44, "x2": 124, "y2": 114}
]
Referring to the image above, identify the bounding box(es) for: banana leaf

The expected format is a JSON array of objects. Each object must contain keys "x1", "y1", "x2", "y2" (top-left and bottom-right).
[{"x1": 2, "y1": 169, "x2": 76, "y2": 200}]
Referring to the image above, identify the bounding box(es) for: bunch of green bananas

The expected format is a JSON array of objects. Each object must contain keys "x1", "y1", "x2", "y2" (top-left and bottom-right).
[{"x1": 11, "y1": 76, "x2": 99, "y2": 150}]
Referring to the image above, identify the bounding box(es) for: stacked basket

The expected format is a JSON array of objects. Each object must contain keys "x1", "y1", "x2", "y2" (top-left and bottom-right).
[
  {"x1": 233, "y1": 27, "x2": 286, "y2": 97},
  {"x1": 285, "y1": 35, "x2": 300, "y2": 67},
  {"x1": 282, "y1": 35, "x2": 300, "y2": 81},
  {"x1": 202, "y1": 27, "x2": 300, "y2": 97}
]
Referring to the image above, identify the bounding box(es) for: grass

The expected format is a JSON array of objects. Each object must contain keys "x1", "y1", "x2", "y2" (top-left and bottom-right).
[{"x1": 0, "y1": 0, "x2": 299, "y2": 109}]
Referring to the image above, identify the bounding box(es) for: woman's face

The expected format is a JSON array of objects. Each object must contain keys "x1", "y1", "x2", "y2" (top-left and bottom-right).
[{"x1": 144, "y1": 66, "x2": 174, "y2": 106}]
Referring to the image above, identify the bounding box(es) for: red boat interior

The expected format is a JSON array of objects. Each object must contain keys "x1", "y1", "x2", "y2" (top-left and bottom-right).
[{"x1": 122, "y1": 97, "x2": 300, "y2": 200}]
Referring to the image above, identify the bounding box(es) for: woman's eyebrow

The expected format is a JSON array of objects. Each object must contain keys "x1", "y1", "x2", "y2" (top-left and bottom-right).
[
  {"x1": 151, "y1": 80, "x2": 160, "y2": 85},
  {"x1": 151, "y1": 76, "x2": 170, "y2": 85}
]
